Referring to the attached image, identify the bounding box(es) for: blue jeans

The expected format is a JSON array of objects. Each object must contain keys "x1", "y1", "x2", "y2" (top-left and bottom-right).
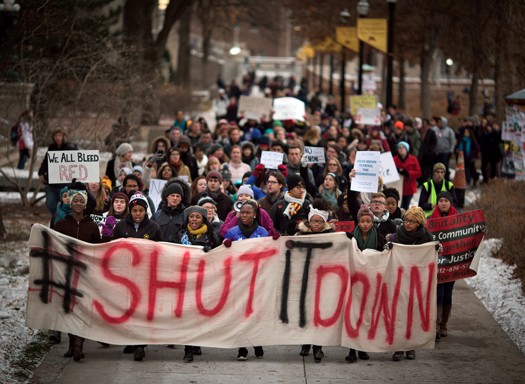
[
  {"x1": 437, "y1": 281, "x2": 456, "y2": 306},
  {"x1": 17, "y1": 149, "x2": 30, "y2": 169}
]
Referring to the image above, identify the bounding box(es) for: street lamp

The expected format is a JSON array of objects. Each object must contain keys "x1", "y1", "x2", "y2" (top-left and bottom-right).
[
  {"x1": 385, "y1": 0, "x2": 396, "y2": 108},
  {"x1": 357, "y1": 0, "x2": 369, "y2": 95},
  {"x1": 0, "y1": 0, "x2": 20, "y2": 12}
]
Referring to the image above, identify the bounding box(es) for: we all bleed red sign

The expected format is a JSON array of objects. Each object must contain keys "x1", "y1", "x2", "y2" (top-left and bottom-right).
[
  {"x1": 426, "y1": 209, "x2": 485, "y2": 283},
  {"x1": 26, "y1": 224, "x2": 438, "y2": 352}
]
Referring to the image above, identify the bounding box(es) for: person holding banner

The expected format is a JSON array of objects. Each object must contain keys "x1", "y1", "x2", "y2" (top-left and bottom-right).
[
  {"x1": 383, "y1": 187, "x2": 404, "y2": 223},
  {"x1": 196, "y1": 195, "x2": 223, "y2": 238},
  {"x1": 418, "y1": 163, "x2": 458, "y2": 218},
  {"x1": 393, "y1": 141, "x2": 422, "y2": 210},
  {"x1": 152, "y1": 181, "x2": 187, "y2": 243},
  {"x1": 385, "y1": 206, "x2": 435, "y2": 362},
  {"x1": 429, "y1": 191, "x2": 458, "y2": 341},
  {"x1": 54, "y1": 184, "x2": 101, "y2": 361}
]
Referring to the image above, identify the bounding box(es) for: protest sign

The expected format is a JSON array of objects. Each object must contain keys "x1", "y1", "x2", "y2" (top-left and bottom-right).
[
  {"x1": 351, "y1": 151, "x2": 380, "y2": 193},
  {"x1": 238, "y1": 96, "x2": 273, "y2": 120},
  {"x1": 149, "y1": 179, "x2": 168, "y2": 211},
  {"x1": 273, "y1": 97, "x2": 305, "y2": 121},
  {"x1": 355, "y1": 108, "x2": 381, "y2": 126},
  {"x1": 27, "y1": 225, "x2": 437, "y2": 352},
  {"x1": 426, "y1": 209, "x2": 485, "y2": 283},
  {"x1": 349, "y1": 95, "x2": 377, "y2": 116},
  {"x1": 301, "y1": 146, "x2": 326, "y2": 164},
  {"x1": 260, "y1": 151, "x2": 284, "y2": 169},
  {"x1": 47, "y1": 150, "x2": 100, "y2": 184},
  {"x1": 379, "y1": 152, "x2": 400, "y2": 184}
]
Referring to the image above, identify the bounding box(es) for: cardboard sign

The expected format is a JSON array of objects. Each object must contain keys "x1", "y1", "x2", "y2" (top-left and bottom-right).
[
  {"x1": 260, "y1": 151, "x2": 284, "y2": 169},
  {"x1": 379, "y1": 152, "x2": 400, "y2": 184},
  {"x1": 149, "y1": 179, "x2": 168, "y2": 211},
  {"x1": 301, "y1": 146, "x2": 325, "y2": 164},
  {"x1": 238, "y1": 96, "x2": 273, "y2": 120},
  {"x1": 350, "y1": 95, "x2": 377, "y2": 116},
  {"x1": 273, "y1": 97, "x2": 306, "y2": 122},
  {"x1": 427, "y1": 210, "x2": 486, "y2": 283},
  {"x1": 27, "y1": 225, "x2": 437, "y2": 351},
  {"x1": 355, "y1": 108, "x2": 381, "y2": 126},
  {"x1": 351, "y1": 151, "x2": 380, "y2": 193},
  {"x1": 47, "y1": 150, "x2": 100, "y2": 184}
]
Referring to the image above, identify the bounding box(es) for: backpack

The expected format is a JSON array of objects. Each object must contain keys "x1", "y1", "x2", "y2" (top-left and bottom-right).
[{"x1": 10, "y1": 124, "x2": 19, "y2": 146}]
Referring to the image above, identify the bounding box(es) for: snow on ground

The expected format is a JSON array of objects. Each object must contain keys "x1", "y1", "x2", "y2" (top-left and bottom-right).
[{"x1": 466, "y1": 238, "x2": 525, "y2": 355}]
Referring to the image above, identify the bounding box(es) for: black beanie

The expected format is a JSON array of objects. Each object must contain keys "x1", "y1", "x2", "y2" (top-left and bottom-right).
[
  {"x1": 437, "y1": 191, "x2": 453, "y2": 203},
  {"x1": 286, "y1": 173, "x2": 304, "y2": 191},
  {"x1": 166, "y1": 182, "x2": 184, "y2": 197}
]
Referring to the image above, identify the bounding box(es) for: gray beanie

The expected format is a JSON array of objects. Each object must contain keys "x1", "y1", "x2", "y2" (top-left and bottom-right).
[
  {"x1": 116, "y1": 142, "x2": 133, "y2": 156},
  {"x1": 237, "y1": 184, "x2": 254, "y2": 198},
  {"x1": 184, "y1": 206, "x2": 208, "y2": 222},
  {"x1": 197, "y1": 196, "x2": 216, "y2": 206},
  {"x1": 165, "y1": 182, "x2": 184, "y2": 197}
]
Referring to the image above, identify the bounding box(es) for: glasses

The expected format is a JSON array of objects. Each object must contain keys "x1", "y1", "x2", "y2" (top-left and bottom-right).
[
  {"x1": 310, "y1": 219, "x2": 325, "y2": 225},
  {"x1": 267, "y1": 180, "x2": 278, "y2": 184},
  {"x1": 403, "y1": 218, "x2": 418, "y2": 224},
  {"x1": 370, "y1": 200, "x2": 386, "y2": 205}
]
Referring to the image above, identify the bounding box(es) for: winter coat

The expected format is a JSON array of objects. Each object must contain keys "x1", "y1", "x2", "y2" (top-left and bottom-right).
[
  {"x1": 432, "y1": 126, "x2": 456, "y2": 154},
  {"x1": 418, "y1": 179, "x2": 457, "y2": 217},
  {"x1": 295, "y1": 220, "x2": 334, "y2": 235},
  {"x1": 224, "y1": 224, "x2": 269, "y2": 241},
  {"x1": 152, "y1": 203, "x2": 186, "y2": 243},
  {"x1": 220, "y1": 208, "x2": 277, "y2": 238},
  {"x1": 175, "y1": 223, "x2": 220, "y2": 251},
  {"x1": 387, "y1": 224, "x2": 434, "y2": 245},
  {"x1": 257, "y1": 192, "x2": 284, "y2": 213},
  {"x1": 269, "y1": 197, "x2": 312, "y2": 236},
  {"x1": 54, "y1": 215, "x2": 101, "y2": 244},
  {"x1": 393, "y1": 154, "x2": 422, "y2": 196},
  {"x1": 110, "y1": 215, "x2": 163, "y2": 241},
  {"x1": 208, "y1": 190, "x2": 234, "y2": 221}
]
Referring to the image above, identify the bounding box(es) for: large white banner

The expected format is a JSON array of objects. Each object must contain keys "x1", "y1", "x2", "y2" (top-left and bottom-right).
[
  {"x1": 47, "y1": 150, "x2": 100, "y2": 184},
  {"x1": 273, "y1": 97, "x2": 305, "y2": 122},
  {"x1": 26, "y1": 224, "x2": 437, "y2": 352}
]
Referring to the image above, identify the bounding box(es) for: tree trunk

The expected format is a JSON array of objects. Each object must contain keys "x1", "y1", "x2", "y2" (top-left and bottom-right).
[
  {"x1": 469, "y1": 70, "x2": 479, "y2": 116},
  {"x1": 0, "y1": 204, "x2": 6, "y2": 238},
  {"x1": 398, "y1": 57, "x2": 406, "y2": 110},
  {"x1": 175, "y1": 7, "x2": 192, "y2": 87}
]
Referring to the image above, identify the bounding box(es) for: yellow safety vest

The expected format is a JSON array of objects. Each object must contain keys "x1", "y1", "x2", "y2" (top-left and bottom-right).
[{"x1": 422, "y1": 179, "x2": 453, "y2": 217}]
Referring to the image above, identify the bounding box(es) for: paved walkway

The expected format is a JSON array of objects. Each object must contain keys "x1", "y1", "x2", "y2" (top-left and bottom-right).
[{"x1": 30, "y1": 280, "x2": 524, "y2": 384}]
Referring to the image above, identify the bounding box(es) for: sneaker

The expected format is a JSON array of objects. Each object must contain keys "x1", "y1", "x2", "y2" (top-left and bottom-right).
[
  {"x1": 406, "y1": 350, "x2": 416, "y2": 360},
  {"x1": 123, "y1": 345, "x2": 134, "y2": 354},
  {"x1": 358, "y1": 351, "x2": 369, "y2": 360},
  {"x1": 313, "y1": 347, "x2": 324, "y2": 363},
  {"x1": 193, "y1": 346, "x2": 202, "y2": 355},
  {"x1": 392, "y1": 351, "x2": 404, "y2": 362},
  {"x1": 133, "y1": 347, "x2": 145, "y2": 361},
  {"x1": 237, "y1": 347, "x2": 248, "y2": 361},
  {"x1": 345, "y1": 349, "x2": 357, "y2": 363},
  {"x1": 300, "y1": 344, "x2": 311, "y2": 356},
  {"x1": 254, "y1": 346, "x2": 264, "y2": 358}
]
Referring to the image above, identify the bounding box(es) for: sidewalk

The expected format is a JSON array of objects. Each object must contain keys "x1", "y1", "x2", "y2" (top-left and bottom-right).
[{"x1": 30, "y1": 280, "x2": 524, "y2": 384}]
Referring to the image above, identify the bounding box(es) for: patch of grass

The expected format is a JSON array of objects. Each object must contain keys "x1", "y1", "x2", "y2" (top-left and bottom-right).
[
  {"x1": 12, "y1": 331, "x2": 52, "y2": 381},
  {"x1": 470, "y1": 179, "x2": 525, "y2": 293}
]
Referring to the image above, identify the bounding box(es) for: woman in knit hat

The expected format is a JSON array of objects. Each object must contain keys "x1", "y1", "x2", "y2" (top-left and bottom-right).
[
  {"x1": 105, "y1": 142, "x2": 135, "y2": 188},
  {"x1": 429, "y1": 190, "x2": 458, "y2": 341},
  {"x1": 197, "y1": 195, "x2": 223, "y2": 238},
  {"x1": 385, "y1": 206, "x2": 434, "y2": 362}
]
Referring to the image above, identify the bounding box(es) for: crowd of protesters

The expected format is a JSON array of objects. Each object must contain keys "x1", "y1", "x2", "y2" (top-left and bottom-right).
[{"x1": 36, "y1": 73, "x2": 495, "y2": 365}]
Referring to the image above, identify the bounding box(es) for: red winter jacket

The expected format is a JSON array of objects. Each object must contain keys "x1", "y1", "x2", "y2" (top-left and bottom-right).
[{"x1": 394, "y1": 154, "x2": 422, "y2": 196}]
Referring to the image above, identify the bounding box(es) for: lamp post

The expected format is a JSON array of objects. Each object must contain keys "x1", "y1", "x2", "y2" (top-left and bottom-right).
[
  {"x1": 385, "y1": 0, "x2": 396, "y2": 108},
  {"x1": 357, "y1": 0, "x2": 369, "y2": 95}
]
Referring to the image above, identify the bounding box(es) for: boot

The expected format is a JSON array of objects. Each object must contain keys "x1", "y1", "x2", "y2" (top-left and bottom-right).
[
  {"x1": 405, "y1": 350, "x2": 416, "y2": 360},
  {"x1": 441, "y1": 304, "x2": 452, "y2": 337},
  {"x1": 72, "y1": 335, "x2": 85, "y2": 361},
  {"x1": 300, "y1": 344, "x2": 311, "y2": 356},
  {"x1": 254, "y1": 346, "x2": 264, "y2": 358},
  {"x1": 392, "y1": 351, "x2": 403, "y2": 362},
  {"x1": 183, "y1": 345, "x2": 194, "y2": 362},
  {"x1": 358, "y1": 351, "x2": 369, "y2": 360},
  {"x1": 345, "y1": 349, "x2": 357, "y2": 363},
  {"x1": 63, "y1": 334, "x2": 74, "y2": 358},
  {"x1": 312, "y1": 345, "x2": 324, "y2": 363},
  {"x1": 134, "y1": 346, "x2": 145, "y2": 361},
  {"x1": 436, "y1": 304, "x2": 443, "y2": 341},
  {"x1": 193, "y1": 346, "x2": 202, "y2": 355}
]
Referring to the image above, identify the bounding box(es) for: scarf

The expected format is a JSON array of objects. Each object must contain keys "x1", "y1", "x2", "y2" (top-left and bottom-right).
[
  {"x1": 320, "y1": 187, "x2": 340, "y2": 209},
  {"x1": 373, "y1": 210, "x2": 390, "y2": 224},
  {"x1": 283, "y1": 191, "x2": 305, "y2": 219},
  {"x1": 187, "y1": 224, "x2": 208, "y2": 237},
  {"x1": 238, "y1": 220, "x2": 259, "y2": 239},
  {"x1": 53, "y1": 202, "x2": 72, "y2": 226},
  {"x1": 395, "y1": 224, "x2": 431, "y2": 245},
  {"x1": 429, "y1": 205, "x2": 458, "y2": 220},
  {"x1": 352, "y1": 226, "x2": 378, "y2": 251}
]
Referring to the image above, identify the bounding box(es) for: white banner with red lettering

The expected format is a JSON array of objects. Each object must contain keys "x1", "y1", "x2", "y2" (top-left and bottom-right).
[{"x1": 26, "y1": 224, "x2": 437, "y2": 352}]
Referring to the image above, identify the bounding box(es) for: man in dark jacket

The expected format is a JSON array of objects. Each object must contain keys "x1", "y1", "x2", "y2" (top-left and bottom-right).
[
  {"x1": 205, "y1": 171, "x2": 233, "y2": 221},
  {"x1": 152, "y1": 182, "x2": 186, "y2": 243}
]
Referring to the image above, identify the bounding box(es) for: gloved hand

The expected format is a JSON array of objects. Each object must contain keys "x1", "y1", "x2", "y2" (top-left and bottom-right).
[
  {"x1": 384, "y1": 242, "x2": 394, "y2": 250},
  {"x1": 101, "y1": 216, "x2": 117, "y2": 237},
  {"x1": 480, "y1": 225, "x2": 488, "y2": 234},
  {"x1": 278, "y1": 164, "x2": 288, "y2": 177},
  {"x1": 253, "y1": 164, "x2": 266, "y2": 178},
  {"x1": 435, "y1": 243, "x2": 443, "y2": 253},
  {"x1": 398, "y1": 168, "x2": 409, "y2": 177},
  {"x1": 202, "y1": 246, "x2": 211, "y2": 253},
  {"x1": 272, "y1": 232, "x2": 280, "y2": 240},
  {"x1": 223, "y1": 238, "x2": 232, "y2": 248},
  {"x1": 345, "y1": 232, "x2": 354, "y2": 240}
]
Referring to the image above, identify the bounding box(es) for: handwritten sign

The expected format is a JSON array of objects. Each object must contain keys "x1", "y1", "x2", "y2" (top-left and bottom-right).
[
  {"x1": 301, "y1": 146, "x2": 326, "y2": 164},
  {"x1": 273, "y1": 97, "x2": 305, "y2": 122},
  {"x1": 47, "y1": 150, "x2": 100, "y2": 184},
  {"x1": 355, "y1": 108, "x2": 381, "y2": 126},
  {"x1": 149, "y1": 179, "x2": 168, "y2": 211},
  {"x1": 260, "y1": 151, "x2": 284, "y2": 169},
  {"x1": 379, "y1": 152, "x2": 400, "y2": 184},
  {"x1": 238, "y1": 96, "x2": 273, "y2": 120},
  {"x1": 27, "y1": 225, "x2": 437, "y2": 351},
  {"x1": 350, "y1": 95, "x2": 377, "y2": 116},
  {"x1": 351, "y1": 151, "x2": 380, "y2": 193},
  {"x1": 426, "y1": 209, "x2": 485, "y2": 283}
]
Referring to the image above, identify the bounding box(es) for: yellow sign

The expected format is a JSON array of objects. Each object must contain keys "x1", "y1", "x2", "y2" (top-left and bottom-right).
[
  {"x1": 314, "y1": 37, "x2": 342, "y2": 53},
  {"x1": 336, "y1": 27, "x2": 359, "y2": 53},
  {"x1": 357, "y1": 18, "x2": 387, "y2": 53},
  {"x1": 350, "y1": 95, "x2": 378, "y2": 116},
  {"x1": 303, "y1": 44, "x2": 315, "y2": 58}
]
